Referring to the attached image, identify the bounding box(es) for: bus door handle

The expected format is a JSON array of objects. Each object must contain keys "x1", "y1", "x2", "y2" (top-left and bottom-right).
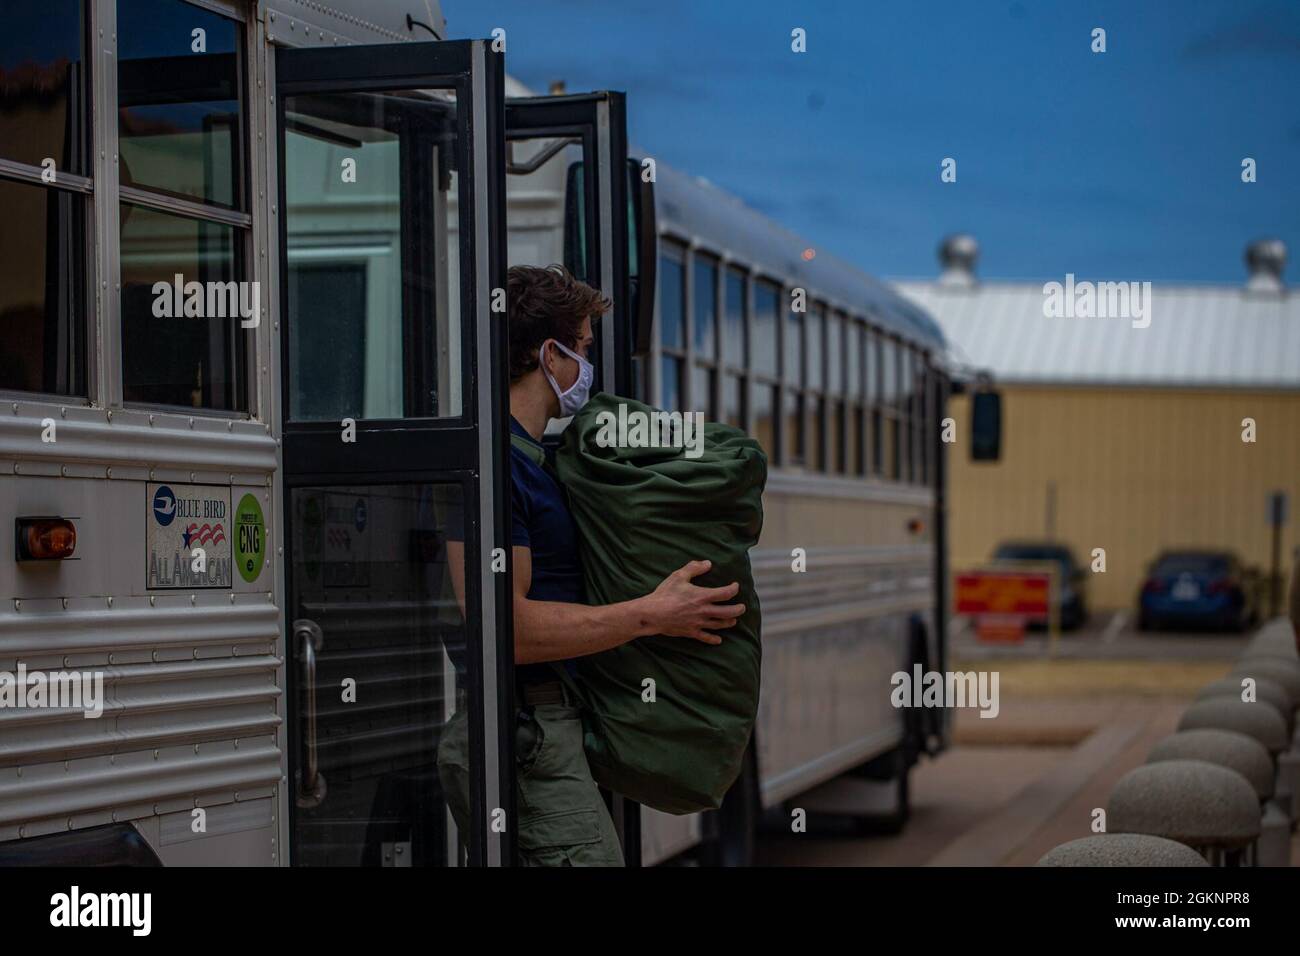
[{"x1": 293, "y1": 618, "x2": 327, "y2": 809}]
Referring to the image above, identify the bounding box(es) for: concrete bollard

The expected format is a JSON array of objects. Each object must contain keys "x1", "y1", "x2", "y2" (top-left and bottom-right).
[
  {"x1": 1108, "y1": 760, "x2": 1260, "y2": 865},
  {"x1": 1195, "y1": 676, "x2": 1297, "y2": 819},
  {"x1": 1147, "y1": 729, "x2": 1274, "y2": 800},
  {"x1": 1179, "y1": 698, "x2": 1289, "y2": 755},
  {"x1": 1245, "y1": 619, "x2": 1298, "y2": 661},
  {"x1": 1146, "y1": 729, "x2": 1287, "y2": 865},
  {"x1": 1036, "y1": 833, "x2": 1210, "y2": 867},
  {"x1": 1230, "y1": 656, "x2": 1300, "y2": 709},
  {"x1": 1196, "y1": 677, "x2": 1293, "y2": 734}
]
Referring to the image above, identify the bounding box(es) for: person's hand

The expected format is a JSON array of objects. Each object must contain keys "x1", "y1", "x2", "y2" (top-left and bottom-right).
[{"x1": 640, "y1": 560, "x2": 744, "y2": 644}]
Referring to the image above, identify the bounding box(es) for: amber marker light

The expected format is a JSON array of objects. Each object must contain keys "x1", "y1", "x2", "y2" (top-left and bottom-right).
[{"x1": 15, "y1": 517, "x2": 77, "y2": 560}]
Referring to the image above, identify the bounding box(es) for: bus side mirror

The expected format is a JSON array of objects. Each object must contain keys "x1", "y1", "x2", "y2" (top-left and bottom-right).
[
  {"x1": 970, "y1": 389, "x2": 1002, "y2": 461},
  {"x1": 627, "y1": 156, "x2": 657, "y2": 356}
]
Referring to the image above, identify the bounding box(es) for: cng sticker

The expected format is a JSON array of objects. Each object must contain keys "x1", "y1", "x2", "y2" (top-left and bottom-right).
[{"x1": 235, "y1": 494, "x2": 266, "y2": 583}]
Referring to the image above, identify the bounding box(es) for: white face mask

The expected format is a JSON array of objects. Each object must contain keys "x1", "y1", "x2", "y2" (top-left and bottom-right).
[{"x1": 541, "y1": 339, "x2": 594, "y2": 418}]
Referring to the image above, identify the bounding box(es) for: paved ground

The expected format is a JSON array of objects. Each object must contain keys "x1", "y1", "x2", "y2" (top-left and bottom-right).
[
  {"x1": 755, "y1": 619, "x2": 1300, "y2": 866},
  {"x1": 950, "y1": 611, "x2": 1253, "y2": 661}
]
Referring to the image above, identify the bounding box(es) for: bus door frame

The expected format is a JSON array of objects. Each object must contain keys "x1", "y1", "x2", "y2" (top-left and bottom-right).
[
  {"x1": 503, "y1": 91, "x2": 643, "y2": 863},
  {"x1": 504, "y1": 92, "x2": 631, "y2": 397},
  {"x1": 273, "y1": 39, "x2": 514, "y2": 866}
]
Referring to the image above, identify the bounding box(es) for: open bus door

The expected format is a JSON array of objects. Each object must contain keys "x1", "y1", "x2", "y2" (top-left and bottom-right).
[
  {"x1": 503, "y1": 92, "x2": 652, "y2": 400},
  {"x1": 503, "y1": 91, "x2": 652, "y2": 862},
  {"x1": 274, "y1": 40, "x2": 514, "y2": 866}
]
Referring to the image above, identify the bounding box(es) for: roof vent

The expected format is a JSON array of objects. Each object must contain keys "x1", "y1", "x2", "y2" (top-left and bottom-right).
[
  {"x1": 1245, "y1": 239, "x2": 1286, "y2": 294},
  {"x1": 938, "y1": 233, "x2": 979, "y2": 288}
]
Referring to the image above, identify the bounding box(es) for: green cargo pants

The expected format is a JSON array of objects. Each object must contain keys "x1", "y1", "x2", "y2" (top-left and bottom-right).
[{"x1": 437, "y1": 684, "x2": 624, "y2": 867}]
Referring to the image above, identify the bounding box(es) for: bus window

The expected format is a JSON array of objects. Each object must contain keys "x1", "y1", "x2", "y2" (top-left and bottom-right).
[
  {"x1": 283, "y1": 89, "x2": 463, "y2": 421},
  {"x1": 693, "y1": 255, "x2": 717, "y2": 361},
  {"x1": 784, "y1": 297, "x2": 804, "y2": 465},
  {"x1": 661, "y1": 353, "x2": 683, "y2": 411},
  {"x1": 723, "y1": 268, "x2": 748, "y2": 366},
  {"x1": 118, "y1": 0, "x2": 250, "y2": 411},
  {"x1": 783, "y1": 388, "x2": 803, "y2": 467},
  {"x1": 691, "y1": 253, "x2": 718, "y2": 418},
  {"x1": 0, "y1": 0, "x2": 89, "y2": 397},
  {"x1": 120, "y1": 204, "x2": 242, "y2": 409},
  {"x1": 659, "y1": 243, "x2": 685, "y2": 349},
  {"x1": 879, "y1": 334, "x2": 900, "y2": 480},
  {"x1": 118, "y1": 0, "x2": 242, "y2": 209},
  {"x1": 915, "y1": 353, "x2": 930, "y2": 485},
  {"x1": 753, "y1": 382, "x2": 777, "y2": 462},
  {"x1": 0, "y1": 180, "x2": 87, "y2": 396},
  {"x1": 825, "y1": 311, "x2": 842, "y2": 472},
  {"x1": 721, "y1": 267, "x2": 747, "y2": 430},
  {"x1": 898, "y1": 345, "x2": 913, "y2": 482},
  {"x1": 752, "y1": 280, "x2": 778, "y2": 378},
  {"x1": 806, "y1": 304, "x2": 825, "y2": 470},
  {"x1": 847, "y1": 319, "x2": 864, "y2": 475},
  {"x1": 658, "y1": 242, "x2": 686, "y2": 408}
]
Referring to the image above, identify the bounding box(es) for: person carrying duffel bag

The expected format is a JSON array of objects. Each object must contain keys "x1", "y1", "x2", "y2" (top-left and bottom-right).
[
  {"x1": 554, "y1": 393, "x2": 766, "y2": 814},
  {"x1": 436, "y1": 265, "x2": 749, "y2": 865}
]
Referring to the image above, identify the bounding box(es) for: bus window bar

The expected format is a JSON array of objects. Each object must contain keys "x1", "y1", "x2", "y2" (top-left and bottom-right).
[
  {"x1": 119, "y1": 185, "x2": 253, "y2": 229},
  {"x1": 0, "y1": 158, "x2": 93, "y2": 195}
]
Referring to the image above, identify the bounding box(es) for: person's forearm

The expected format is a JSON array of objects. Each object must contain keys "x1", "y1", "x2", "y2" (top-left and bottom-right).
[{"x1": 514, "y1": 594, "x2": 658, "y2": 665}]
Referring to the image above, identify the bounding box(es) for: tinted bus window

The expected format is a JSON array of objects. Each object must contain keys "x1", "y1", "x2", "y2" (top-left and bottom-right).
[
  {"x1": 723, "y1": 268, "x2": 747, "y2": 367},
  {"x1": 752, "y1": 281, "x2": 778, "y2": 377},
  {"x1": 118, "y1": 0, "x2": 243, "y2": 209},
  {"x1": 660, "y1": 354, "x2": 682, "y2": 410},
  {"x1": 693, "y1": 256, "x2": 717, "y2": 360},
  {"x1": 806, "y1": 306, "x2": 824, "y2": 391},
  {"x1": 753, "y1": 382, "x2": 777, "y2": 460},
  {"x1": 0, "y1": 179, "x2": 87, "y2": 395},
  {"x1": 0, "y1": 0, "x2": 88, "y2": 174},
  {"x1": 120, "y1": 203, "x2": 244, "y2": 409},
  {"x1": 659, "y1": 252, "x2": 685, "y2": 349}
]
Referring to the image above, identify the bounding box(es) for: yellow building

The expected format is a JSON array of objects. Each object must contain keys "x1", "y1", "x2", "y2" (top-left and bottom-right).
[{"x1": 897, "y1": 237, "x2": 1300, "y2": 612}]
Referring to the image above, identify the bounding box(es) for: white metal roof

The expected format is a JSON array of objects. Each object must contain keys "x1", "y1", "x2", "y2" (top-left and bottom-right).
[{"x1": 893, "y1": 279, "x2": 1300, "y2": 390}]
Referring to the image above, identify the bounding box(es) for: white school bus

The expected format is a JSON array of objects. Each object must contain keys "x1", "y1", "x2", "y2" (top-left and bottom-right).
[{"x1": 0, "y1": 0, "x2": 979, "y2": 867}]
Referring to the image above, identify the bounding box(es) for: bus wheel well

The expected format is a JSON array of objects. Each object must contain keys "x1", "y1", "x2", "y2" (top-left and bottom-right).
[{"x1": 0, "y1": 824, "x2": 161, "y2": 867}]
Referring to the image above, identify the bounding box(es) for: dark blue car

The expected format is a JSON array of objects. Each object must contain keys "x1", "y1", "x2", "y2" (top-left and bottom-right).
[{"x1": 1138, "y1": 551, "x2": 1259, "y2": 632}]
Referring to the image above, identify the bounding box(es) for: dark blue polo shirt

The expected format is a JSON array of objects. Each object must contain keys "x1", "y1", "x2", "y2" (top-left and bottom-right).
[
  {"x1": 439, "y1": 418, "x2": 585, "y2": 685},
  {"x1": 509, "y1": 418, "x2": 585, "y2": 685}
]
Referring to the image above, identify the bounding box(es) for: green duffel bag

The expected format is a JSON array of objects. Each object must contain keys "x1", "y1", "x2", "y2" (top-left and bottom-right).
[{"x1": 550, "y1": 393, "x2": 767, "y2": 814}]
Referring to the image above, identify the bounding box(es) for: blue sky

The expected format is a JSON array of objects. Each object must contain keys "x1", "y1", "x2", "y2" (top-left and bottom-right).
[{"x1": 447, "y1": 0, "x2": 1300, "y2": 284}]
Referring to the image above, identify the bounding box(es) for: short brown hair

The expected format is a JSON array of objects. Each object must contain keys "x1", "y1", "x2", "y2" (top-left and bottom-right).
[{"x1": 507, "y1": 264, "x2": 611, "y2": 382}]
